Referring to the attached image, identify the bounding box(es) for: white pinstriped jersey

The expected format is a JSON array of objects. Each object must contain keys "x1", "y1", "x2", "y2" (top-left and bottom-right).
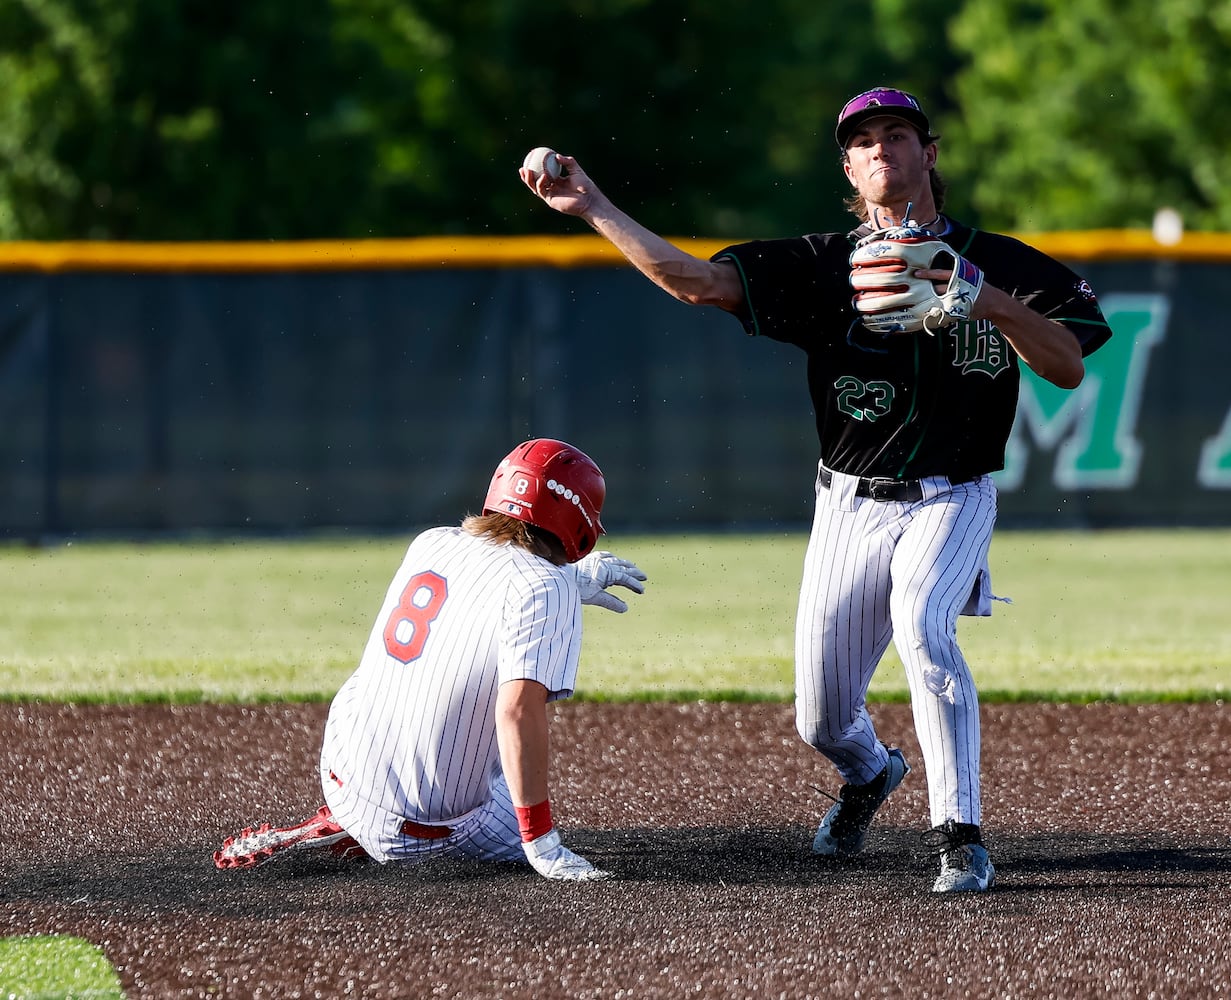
[{"x1": 320, "y1": 526, "x2": 583, "y2": 826}]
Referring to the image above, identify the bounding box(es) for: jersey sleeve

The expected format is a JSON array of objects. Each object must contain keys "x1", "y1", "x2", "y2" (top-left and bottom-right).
[
  {"x1": 711, "y1": 236, "x2": 850, "y2": 345},
  {"x1": 497, "y1": 561, "x2": 583, "y2": 701},
  {"x1": 1051, "y1": 272, "x2": 1113, "y2": 358},
  {"x1": 974, "y1": 231, "x2": 1113, "y2": 358}
]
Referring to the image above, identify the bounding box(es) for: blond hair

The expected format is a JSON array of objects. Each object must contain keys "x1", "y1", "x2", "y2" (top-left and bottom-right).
[{"x1": 461, "y1": 512, "x2": 569, "y2": 565}]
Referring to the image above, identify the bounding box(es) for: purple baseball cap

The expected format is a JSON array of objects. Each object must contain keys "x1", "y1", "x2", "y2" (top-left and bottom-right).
[{"x1": 835, "y1": 88, "x2": 933, "y2": 148}]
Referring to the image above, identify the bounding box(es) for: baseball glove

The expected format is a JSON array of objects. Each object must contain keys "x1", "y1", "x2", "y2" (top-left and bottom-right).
[{"x1": 848, "y1": 224, "x2": 985, "y2": 335}]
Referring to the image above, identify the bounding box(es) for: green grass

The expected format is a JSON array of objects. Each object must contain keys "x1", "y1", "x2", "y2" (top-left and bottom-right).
[
  {"x1": 1, "y1": 529, "x2": 1228, "y2": 702},
  {"x1": 0, "y1": 936, "x2": 125, "y2": 999},
  {"x1": 582, "y1": 528, "x2": 1231, "y2": 702},
  {"x1": 0, "y1": 536, "x2": 394, "y2": 701}
]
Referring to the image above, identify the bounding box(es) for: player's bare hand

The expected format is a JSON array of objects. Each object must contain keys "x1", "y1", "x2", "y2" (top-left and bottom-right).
[
  {"x1": 523, "y1": 830, "x2": 614, "y2": 881},
  {"x1": 915, "y1": 267, "x2": 1005, "y2": 324},
  {"x1": 518, "y1": 154, "x2": 599, "y2": 219},
  {"x1": 912, "y1": 266, "x2": 953, "y2": 291},
  {"x1": 574, "y1": 550, "x2": 647, "y2": 613}
]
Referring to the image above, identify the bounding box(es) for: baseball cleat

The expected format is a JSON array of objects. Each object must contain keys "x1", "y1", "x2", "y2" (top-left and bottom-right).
[
  {"x1": 932, "y1": 843, "x2": 995, "y2": 893},
  {"x1": 812, "y1": 746, "x2": 910, "y2": 857},
  {"x1": 213, "y1": 804, "x2": 365, "y2": 870},
  {"x1": 926, "y1": 820, "x2": 994, "y2": 893}
]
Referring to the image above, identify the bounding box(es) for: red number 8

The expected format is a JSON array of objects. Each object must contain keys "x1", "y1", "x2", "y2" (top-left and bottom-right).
[{"x1": 383, "y1": 571, "x2": 448, "y2": 663}]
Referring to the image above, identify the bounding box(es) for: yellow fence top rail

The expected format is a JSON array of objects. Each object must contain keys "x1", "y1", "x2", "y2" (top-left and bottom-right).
[{"x1": 0, "y1": 230, "x2": 1229, "y2": 273}]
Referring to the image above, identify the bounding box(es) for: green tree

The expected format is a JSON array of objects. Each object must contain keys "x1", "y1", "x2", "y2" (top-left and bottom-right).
[
  {"x1": 0, "y1": 0, "x2": 972, "y2": 240},
  {"x1": 264, "y1": 0, "x2": 899, "y2": 239},
  {"x1": 943, "y1": 0, "x2": 1231, "y2": 231},
  {"x1": 0, "y1": 0, "x2": 387, "y2": 239},
  {"x1": 0, "y1": 0, "x2": 115, "y2": 237}
]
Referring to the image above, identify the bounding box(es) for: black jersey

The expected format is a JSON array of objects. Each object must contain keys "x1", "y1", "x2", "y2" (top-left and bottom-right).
[{"x1": 713, "y1": 219, "x2": 1112, "y2": 480}]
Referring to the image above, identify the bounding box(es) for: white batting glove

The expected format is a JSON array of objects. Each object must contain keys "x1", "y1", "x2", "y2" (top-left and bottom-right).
[
  {"x1": 523, "y1": 830, "x2": 613, "y2": 881},
  {"x1": 574, "y1": 551, "x2": 647, "y2": 614}
]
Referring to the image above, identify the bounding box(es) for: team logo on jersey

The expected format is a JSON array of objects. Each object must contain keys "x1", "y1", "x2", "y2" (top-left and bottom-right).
[
  {"x1": 1076, "y1": 278, "x2": 1098, "y2": 302},
  {"x1": 948, "y1": 320, "x2": 1013, "y2": 378}
]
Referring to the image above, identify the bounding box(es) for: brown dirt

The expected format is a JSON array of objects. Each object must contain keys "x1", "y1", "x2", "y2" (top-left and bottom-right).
[{"x1": 4, "y1": 700, "x2": 1231, "y2": 999}]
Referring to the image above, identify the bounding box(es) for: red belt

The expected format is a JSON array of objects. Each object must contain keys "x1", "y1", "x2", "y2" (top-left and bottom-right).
[
  {"x1": 401, "y1": 819, "x2": 454, "y2": 840},
  {"x1": 331, "y1": 772, "x2": 454, "y2": 840}
]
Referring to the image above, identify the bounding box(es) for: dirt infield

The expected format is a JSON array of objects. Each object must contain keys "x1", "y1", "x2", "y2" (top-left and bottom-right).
[{"x1": 4, "y1": 700, "x2": 1231, "y2": 999}]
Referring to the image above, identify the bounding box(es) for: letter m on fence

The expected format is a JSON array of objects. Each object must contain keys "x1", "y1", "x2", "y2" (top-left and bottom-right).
[{"x1": 997, "y1": 294, "x2": 1168, "y2": 491}]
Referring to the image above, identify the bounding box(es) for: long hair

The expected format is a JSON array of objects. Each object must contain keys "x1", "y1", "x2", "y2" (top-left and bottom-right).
[{"x1": 461, "y1": 512, "x2": 569, "y2": 565}]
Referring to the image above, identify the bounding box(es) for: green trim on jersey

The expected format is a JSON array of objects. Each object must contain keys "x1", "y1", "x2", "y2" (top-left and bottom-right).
[
  {"x1": 714, "y1": 252, "x2": 760, "y2": 337},
  {"x1": 952, "y1": 228, "x2": 979, "y2": 255}
]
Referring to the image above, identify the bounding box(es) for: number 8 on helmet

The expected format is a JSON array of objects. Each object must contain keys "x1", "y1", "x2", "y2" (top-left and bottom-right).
[{"x1": 483, "y1": 438, "x2": 606, "y2": 564}]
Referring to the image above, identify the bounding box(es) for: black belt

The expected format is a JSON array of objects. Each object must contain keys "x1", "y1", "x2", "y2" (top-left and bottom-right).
[{"x1": 818, "y1": 466, "x2": 978, "y2": 502}]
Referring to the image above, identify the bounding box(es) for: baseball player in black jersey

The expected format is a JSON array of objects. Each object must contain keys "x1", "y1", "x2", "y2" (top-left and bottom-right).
[{"x1": 521, "y1": 87, "x2": 1111, "y2": 893}]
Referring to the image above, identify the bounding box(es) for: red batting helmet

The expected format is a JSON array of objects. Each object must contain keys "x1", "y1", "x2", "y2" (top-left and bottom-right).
[{"x1": 483, "y1": 438, "x2": 606, "y2": 563}]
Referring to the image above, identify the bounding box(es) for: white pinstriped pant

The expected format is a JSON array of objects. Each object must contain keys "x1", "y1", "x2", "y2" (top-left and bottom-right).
[
  {"x1": 321, "y1": 766, "x2": 526, "y2": 866},
  {"x1": 794, "y1": 465, "x2": 998, "y2": 828}
]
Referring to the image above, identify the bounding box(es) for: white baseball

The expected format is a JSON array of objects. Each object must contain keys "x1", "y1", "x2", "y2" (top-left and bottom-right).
[{"x1": 522, "y1": 146, "x2": 562, "y2": 180}]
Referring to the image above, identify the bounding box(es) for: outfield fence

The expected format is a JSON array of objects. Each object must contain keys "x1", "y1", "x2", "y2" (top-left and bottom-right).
[{"x1": 1, "y1": 232, "x2": 1228, "y2": 538}]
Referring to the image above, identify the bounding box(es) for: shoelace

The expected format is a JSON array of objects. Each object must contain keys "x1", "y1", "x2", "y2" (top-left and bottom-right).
[
  {"x1": 813, "y1": 770, "x2": 891, "y2": 837},
  {"x1": 921, "y1": 819, "x2": 982, "y2": 854}
]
